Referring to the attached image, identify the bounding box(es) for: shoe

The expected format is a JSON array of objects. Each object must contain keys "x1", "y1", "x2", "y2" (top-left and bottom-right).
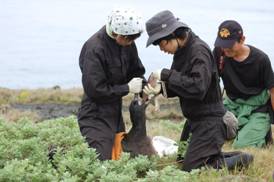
[{"x1": 224, "y1": 152, "x2": 254, "y2": 170}]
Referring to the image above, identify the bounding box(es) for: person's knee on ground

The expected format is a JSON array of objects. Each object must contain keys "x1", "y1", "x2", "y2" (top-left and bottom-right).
[
  {"x1": 182, "y1": 119, "x2": 225, "y2": 172},
  {"x1": 182, "y1": 154, "x2": 224, "y2": 172},
  {"x1": 181, "y1": 158, "x2": 198, "y2": 172},
  {"x1": 80, "y1": 127, "x2": 114, "y2": 161},
  {"x1": 233, "y1": 115, "x2": 271, "y2": 149},
  {"x1": 86, "y1": 138, "x2": 114, "y2": 161}
]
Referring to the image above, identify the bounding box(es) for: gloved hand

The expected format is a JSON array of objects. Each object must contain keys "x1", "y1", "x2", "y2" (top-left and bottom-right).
[
  {"x1": 151, "y1": 69, "x2": 162, "y2": 81},
  {"x1": 128, "y1": 77, "x2": 143, "y2": 93},
  {"x1": 143, "y1": 83, "x2": 161, "y2": 95}
]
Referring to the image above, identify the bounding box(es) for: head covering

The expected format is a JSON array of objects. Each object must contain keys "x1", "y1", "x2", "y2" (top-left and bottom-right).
[
  {"x1": 214, "y1": 20, "x2": 243, "y2": 48},
  {"x1": 145, "y1": 10, "x2": 188, "y2": 47},
  {"x1": 107, "y1": 8, "x2": 143, "y2": 35}
]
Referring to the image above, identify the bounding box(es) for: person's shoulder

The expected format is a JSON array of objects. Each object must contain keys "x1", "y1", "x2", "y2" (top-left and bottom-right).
[
  {"x1": 190, "y1": 32, "x2": 211, "y2": 52},
  {"x1": 190, "y1": 38, "x2": 212, "y2": 60},
  {"x1": 247, "y1": 45, "x2": 271, "y2": 68},
  {"x1": 249, "y1": 45, "x2": 269, "y2": 60},
  {"x1": 85, "y1": 27, "x2": 105, "y2": 47},
  {"x1": 127, "y1": 42, "x2": 139, "y2": 53},
  {"x1": 83, "y1": 27, "x2": 108, "y2": 55}
]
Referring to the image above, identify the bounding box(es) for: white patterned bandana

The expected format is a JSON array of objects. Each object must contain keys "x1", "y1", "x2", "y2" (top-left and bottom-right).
[{"x1": 107, "y1": 8, "x2": 143, "y2": 35}]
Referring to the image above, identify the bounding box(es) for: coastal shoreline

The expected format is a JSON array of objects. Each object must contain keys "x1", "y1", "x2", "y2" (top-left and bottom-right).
[{"x1": 0, "y1": 87, "x2": 183, "y2": 122}]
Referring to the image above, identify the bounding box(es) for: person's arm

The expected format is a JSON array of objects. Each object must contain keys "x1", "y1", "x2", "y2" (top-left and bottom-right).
[
  {"x1": 161, "y1": 51, "x2": 212, "y2": 100},
  {"x1": 82, "y1": 48, "x2": 129, "y2": 100},
  {"x1": 270, "y1": 87, "x2": 274, "y2": 110},
  {"x1": 127, "y1": 43, "x2": 146, "y2": 80},
  {"x1": 262, "y1": 55, "x2": 274, "y2": 110},
  {"x1": 126, "y1": 43, "x2": 147, "y2": 99}
]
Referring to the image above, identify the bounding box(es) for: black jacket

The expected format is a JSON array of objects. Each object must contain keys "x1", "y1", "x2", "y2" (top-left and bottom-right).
[
  {"x1": 78, "y1": 26, "x2": 145, "y2": 121},
  {"x1": 161, "y1": 32, "x2": 224, "y2": 120},
  {"x1": 79, "y1": 26, "x2": 145, "y2": 103}
]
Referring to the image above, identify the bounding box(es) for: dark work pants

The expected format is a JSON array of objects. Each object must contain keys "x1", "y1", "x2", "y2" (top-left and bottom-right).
[
  {"x1": 182, "y1": 117, "x2": 226, "y2": 172},
  {"x1": 78, "y1": 101, "x2": 125, "y2": 160},
  {"x1": 180, "y1": 120, "x2": 191, "y2": 141}
]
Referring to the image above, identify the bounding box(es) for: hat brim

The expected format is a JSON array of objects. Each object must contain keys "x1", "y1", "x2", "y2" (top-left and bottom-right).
[
  {"x1": 214, "y1": 37, "x2": 236, "y2": 48},
  {"x1": 146, "y1": 21, "x2": 188, "y2": 47}
]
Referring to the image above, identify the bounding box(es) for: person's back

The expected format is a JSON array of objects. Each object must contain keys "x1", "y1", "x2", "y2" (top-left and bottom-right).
[
  {"x1": 173, "y1": 31, "x2": 225, "y2": 120},
  {"x1": 79, "y1": 26, "x2": 144, "y2": 105},
  {"x1": 78, "y1": 8, "x2": 146, "y2": 160}
]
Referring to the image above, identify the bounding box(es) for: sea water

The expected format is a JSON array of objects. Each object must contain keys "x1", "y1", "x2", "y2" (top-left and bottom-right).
[{"x1": 0, "y1": 0, "x2": 273, "y2": 88}]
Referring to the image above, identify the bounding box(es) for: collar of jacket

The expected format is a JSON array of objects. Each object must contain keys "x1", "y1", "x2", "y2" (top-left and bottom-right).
[
  {"x1": 102, "y1": 25, "x2": 121, "y2": 47},
  {"x1": 174, "y1": 31, "x2": 195, "y2": 56}
]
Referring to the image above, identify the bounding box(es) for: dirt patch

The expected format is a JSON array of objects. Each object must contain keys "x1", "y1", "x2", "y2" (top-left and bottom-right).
[
  {"x1": 11, "y1": 103, "x2": 80, "y2": 121},
  {"x1": 9, "y1": 101, "x2": 183, "y2": 122}
]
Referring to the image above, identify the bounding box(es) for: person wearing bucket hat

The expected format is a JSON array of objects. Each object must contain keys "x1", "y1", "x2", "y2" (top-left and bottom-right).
[
  {"x1": 143, "y1": 10, "x2": 227, "y2": 172},
  {"x1": 145, "y1": 11, "x2": 188, "y2": 47},
  {"x1": 77, "y1": 8, "x2": 146, "y2": 161},
  {"x1": 213, "y1": 20, "x2": 274, "y2": 149}
]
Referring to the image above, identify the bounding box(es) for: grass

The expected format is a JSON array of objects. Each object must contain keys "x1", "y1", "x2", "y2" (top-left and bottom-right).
[
  {"x1": 0, "y1": 87, "x2": 178, "y2": 105},
  {"x1": 0, "y1": 88, "x2": 273, "y2": 181},
  {"x1": 0, "y1": 87, "x2": 83, "y2": 105},
  {"x1": 147, "y1": 124, "x2": 274, "y2": 181}
]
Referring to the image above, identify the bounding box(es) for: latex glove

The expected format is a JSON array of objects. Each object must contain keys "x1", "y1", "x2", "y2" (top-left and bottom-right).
[
  {"x1": 151, "y1": 69, "x2": 162, "y2": 81},
  {"x1": 128, "y1": 77, "x2": 143, "y2": 93},
  {"x1": 143, "y1": 83, "x2": 161, "y2": 95}
]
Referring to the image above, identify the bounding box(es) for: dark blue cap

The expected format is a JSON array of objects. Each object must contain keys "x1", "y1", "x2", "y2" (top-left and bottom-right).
[{"x1": 214, "y1": 20, "x2": 243, "y2": 48}]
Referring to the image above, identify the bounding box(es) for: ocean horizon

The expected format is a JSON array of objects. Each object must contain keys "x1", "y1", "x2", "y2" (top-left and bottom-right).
[{"x1": 1, "y1": 0, "x2": 274, "y2": 89}]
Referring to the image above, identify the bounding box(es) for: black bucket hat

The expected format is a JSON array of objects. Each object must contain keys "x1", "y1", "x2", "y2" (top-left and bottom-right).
[
  {"x1": 145, "y1": 10, "x2": 188, "y2": 47},
  {"x1": 214, "y1": 20, "x2": 243, "y2": 48}
]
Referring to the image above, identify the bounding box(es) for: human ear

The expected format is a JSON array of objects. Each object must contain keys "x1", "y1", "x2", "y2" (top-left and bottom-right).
[{"x1": 239, "y1": 35, "x2": 245, "y2": 44}]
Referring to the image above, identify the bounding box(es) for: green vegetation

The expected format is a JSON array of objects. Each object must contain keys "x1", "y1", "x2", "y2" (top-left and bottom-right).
[
  {"x1": 0, "y1": 88, "x2": 273, "y2": 181},
  {"x1": 0, "y1": 116, "x2": 273, "y2": 181},
  {"x1": 0, "y1": 116, "x2": 207, "y2": 181}
]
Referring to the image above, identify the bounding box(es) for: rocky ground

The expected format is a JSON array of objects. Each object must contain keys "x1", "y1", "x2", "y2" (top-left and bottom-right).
[
  {"x1": 11, "y1": 103, "x2": 80, "y2": 120},
  {"x1": 8, "y1": 101, "x2": 183, "y2": 121},
  {"x1": 0, "y1": 87, "x2": 183, "y2": 122}
]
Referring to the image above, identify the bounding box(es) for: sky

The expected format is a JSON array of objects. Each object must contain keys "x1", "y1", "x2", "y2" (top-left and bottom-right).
[{"x1": 0, "y1": 0, "x2": 274, "y2": 88}]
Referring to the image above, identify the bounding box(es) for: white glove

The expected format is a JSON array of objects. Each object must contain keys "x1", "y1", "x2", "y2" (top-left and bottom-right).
[
  {"x1": 128, "y1": 77, "x2": 143, "y2": 93},
  {"x1": 143, "y1": 83, "x2": 161, "y2": 95},
  {"x1": 151, "y1": 69, "x2": 162, "y2": 81}
]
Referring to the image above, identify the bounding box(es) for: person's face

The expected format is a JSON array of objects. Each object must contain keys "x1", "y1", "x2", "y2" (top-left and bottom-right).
[
  {"x1": 222, "y1": 42, "x2": 240, "y2": 57},
  {"x1": 115, "y1": 35, "x2": 134, "y2": 46},
  {"x1": 158, "y1": 39, "x2": 178, "y2": 54},
  {"x1": 222, "y1": 37, "x2": 245, "y2": 57}
]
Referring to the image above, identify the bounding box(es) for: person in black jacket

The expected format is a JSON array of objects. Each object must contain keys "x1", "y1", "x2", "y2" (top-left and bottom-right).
[
  {"x1": 144, "y1": 10, "x2": 227, "y2": 171},
  {"x1": 78, "y1": 8, "x2": 146, "y2": 161}
]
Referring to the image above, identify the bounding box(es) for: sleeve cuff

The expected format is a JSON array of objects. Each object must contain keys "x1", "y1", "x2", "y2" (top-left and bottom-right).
[
  {"x1": 161, "y1": 68, "x2": 172, "y2": 81},
  {"x1": 122, "y1": 84, "x2": 130, "y2": 94},
  {"x1": 115, "y1": 84, "x2": 130, "y2": 95}
]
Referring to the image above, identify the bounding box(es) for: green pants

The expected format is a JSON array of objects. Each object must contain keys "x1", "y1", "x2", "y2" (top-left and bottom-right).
[
  {"x1": 224, "y1": 90, "x2": 271, "y2": 149},
  {"x1": 232, "y1": 112, "x2": 270, "y2": 148}
]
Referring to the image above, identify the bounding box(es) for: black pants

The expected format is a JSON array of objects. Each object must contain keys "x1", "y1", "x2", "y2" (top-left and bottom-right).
[
  {"x1": 182, "y1": 117, "x2": 226, "y2": 172},
  {"x1": 78, "y1": 101, "x2": 125, "y2": 160}
]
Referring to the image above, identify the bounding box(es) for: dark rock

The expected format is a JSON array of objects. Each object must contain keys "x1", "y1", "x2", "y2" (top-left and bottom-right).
[{"x1": 11, "y1": 103, "x2": 80, "y2": 121}]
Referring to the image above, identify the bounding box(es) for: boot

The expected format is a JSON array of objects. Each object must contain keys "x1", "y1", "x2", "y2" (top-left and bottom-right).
[{"x1": 223, "y1": 152, "x2": 254, "y2": 170}]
